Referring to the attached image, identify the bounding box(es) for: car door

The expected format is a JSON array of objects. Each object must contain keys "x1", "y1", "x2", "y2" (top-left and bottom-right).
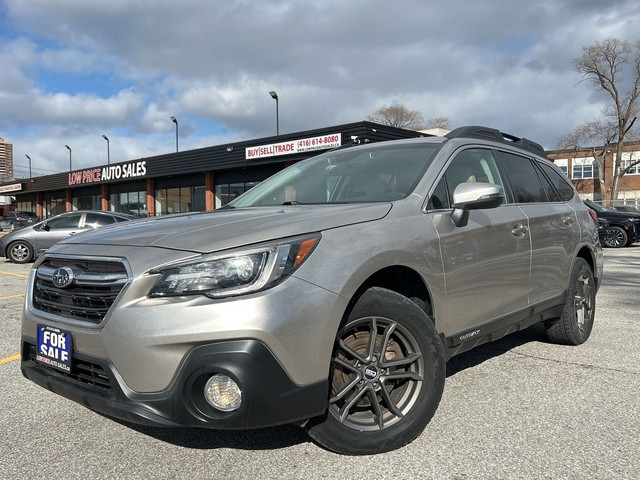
[
  {"x1": 34, "y1": 212, "x2": 84, "y2": 255},
  {"x1": 497, "y1": 151, "x2": 580, "y2": 305},
  {"x1": 427, "y1": 148, "x2": 531, "y2": 340}
]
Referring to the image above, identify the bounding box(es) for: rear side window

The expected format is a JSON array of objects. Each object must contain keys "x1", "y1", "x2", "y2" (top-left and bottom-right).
[
  {"x1": 538, "y1": 162, "x2": 576, "y2": 201},
  {"x1": 499, "y1": 152, "x2": 547, "y2": 203},
  {"x1": 85, "y1": 213, "x2": 117, "y2": 227}
]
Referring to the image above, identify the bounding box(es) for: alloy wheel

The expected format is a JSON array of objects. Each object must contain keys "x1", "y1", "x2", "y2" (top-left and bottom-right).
[{"x1": 329, "y1": 316, "x2": 424, "y2": 431}]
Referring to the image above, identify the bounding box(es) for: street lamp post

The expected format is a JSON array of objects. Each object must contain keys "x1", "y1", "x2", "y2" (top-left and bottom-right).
[
  {"x1": 102, "y1": 134, "x2": 110, "y2": 164},
  {"x1": 65, "y1": 145, "x2": 72, "y2": 171},
  {"x1": 269, "y1": 91, "x2": 279, "y2": 136},
  {"x1": 170, "y1": 116, "x2": 179, "y2": 152},
  {"x1": 25, "y1": 154, "x2": 32, "y2": 178}
]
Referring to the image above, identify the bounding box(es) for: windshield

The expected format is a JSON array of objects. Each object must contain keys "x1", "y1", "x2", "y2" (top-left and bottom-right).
[{"x1": 230, "y1": 142, "x2": 442, "y2": 207}]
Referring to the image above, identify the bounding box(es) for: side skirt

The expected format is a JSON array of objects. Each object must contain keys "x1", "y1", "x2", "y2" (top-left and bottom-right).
[{"x1": 443, "y1": 293, "x2": 566, "y2": 361}]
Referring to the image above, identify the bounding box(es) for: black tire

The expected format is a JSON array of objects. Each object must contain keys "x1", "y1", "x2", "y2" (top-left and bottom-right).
[
  {"x1": 604, "y1": 226, "x2": 627, "y2": 248},
  {"x1": 306, "y1": 287, "x2": 445, "y2": 455},
  {"x1": 8, "y1": 241, "x2": 33, "y2": 264},
  {"x1": 545, "y1": 258, "x2": 595, "y2": 345}
]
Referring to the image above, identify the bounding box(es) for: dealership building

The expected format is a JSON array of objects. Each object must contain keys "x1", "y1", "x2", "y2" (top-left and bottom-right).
[{"x1": 0, "y1": 121, "x2": 422, "y2": 219}]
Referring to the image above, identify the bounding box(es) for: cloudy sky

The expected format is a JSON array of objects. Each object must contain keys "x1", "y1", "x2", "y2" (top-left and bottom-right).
[{"x1": 1, "y1": 0, "x2": 639, "y2": 178}]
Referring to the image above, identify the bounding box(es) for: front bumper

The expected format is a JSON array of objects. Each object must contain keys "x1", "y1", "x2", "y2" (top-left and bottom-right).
[{"x1": 21, "y1": 338, "x2": 328, "y2": 429}]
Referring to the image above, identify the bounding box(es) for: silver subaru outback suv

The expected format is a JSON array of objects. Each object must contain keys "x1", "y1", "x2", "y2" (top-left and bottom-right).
[{"x1": 21, "y1": 126, "x2": 603, "y2": 455}]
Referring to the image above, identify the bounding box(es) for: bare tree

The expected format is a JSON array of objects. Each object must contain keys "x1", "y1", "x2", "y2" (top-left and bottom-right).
[
  {"x1": 425, "y1": 116, "x2": 451, "y2": 130},
  {"x1": 574, "y1": 38, "x2": 640, "y2": 202},
  {"x1": 367, "y1": 104, "x2": 424, "y2": 129},
  {"x1": 557, "y1": 121, "x2": 618, "y2": 198}
]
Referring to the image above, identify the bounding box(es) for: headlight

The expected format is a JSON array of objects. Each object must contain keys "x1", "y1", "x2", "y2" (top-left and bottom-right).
[{"x1": 149, "y1": 234, "x2": 320, "y2": 298}]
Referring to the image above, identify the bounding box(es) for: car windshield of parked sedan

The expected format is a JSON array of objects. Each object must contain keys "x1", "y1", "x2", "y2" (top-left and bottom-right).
[{"x1": 229, "y1": 142, "x2": 442, "y2": 207}]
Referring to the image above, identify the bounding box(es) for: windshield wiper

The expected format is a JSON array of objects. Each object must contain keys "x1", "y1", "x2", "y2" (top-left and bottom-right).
[{"x1": 282, "y1": 201, "x2": 302, "y2": 205}]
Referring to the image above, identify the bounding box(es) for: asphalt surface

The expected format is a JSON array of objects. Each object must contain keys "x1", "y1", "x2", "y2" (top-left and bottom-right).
[{"x1": 0, "y1": 246, "x2": 638, "y2": 479}]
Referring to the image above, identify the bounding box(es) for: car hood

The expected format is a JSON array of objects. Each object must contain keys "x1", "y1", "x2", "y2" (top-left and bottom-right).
[
  {"x1": 596, "y1": 209, "x2": 640, "y2": 221},
  {"x1": 57, "y1": 204, "x2": 392, "y2": 253}
]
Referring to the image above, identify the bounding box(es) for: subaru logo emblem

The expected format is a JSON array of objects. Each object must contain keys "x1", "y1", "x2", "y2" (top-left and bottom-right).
[{"x1": 52, "y1": 267, "x2": 75, "y2": 288}]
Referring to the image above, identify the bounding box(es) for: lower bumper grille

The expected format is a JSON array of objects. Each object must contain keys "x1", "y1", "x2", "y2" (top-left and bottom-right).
[{"x1": 27, "y1": 343, "x2": 112, "y2": 391}]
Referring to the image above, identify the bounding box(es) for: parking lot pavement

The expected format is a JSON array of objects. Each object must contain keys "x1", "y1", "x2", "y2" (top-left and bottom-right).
[{"x1": 1, "y1": 248, "x2": 639, "y2": 479}]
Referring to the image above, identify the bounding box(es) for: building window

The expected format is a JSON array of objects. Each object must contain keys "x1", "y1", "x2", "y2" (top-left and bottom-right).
[
  {"x1": 72, "y1": 194, "x2": 102, "y2": 211},
  {"x1": 571, "y1": 158, "x2": 598, "y2": 179},
  {"x1": 110, "y1": 190, "x2": 148, "y2": 216},
  {"x1": 42, "y1": 192, "x2": 66, "y2": 218},
  {"x1": 215, "y1": 182, "x2": 260, "y2": 208},
  {"x1": 155, "y1": 185, "x2": 205, "y2": 215},
  {"x1": 16, "y1": 200, "x2": 36, "y2": 213},
  {"x1": 619, "y1": 152, "x2": 640, "y2": 175},
  {"x1": 553, "y1": 158, "x2": 569, "y2": 177}
]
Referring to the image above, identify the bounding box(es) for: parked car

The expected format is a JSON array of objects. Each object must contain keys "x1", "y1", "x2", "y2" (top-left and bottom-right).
[
  {"x1": 1, "y1": 210, "x2": 134, "y2": 263},
  {"x1": 597, "y1": 218, "x2": 612, "y2": 245},
  {"x1": 0, "y1": 211, "x2": 39, "y2": 231},
  {"x1": 21, "y1": 126, "x2": 603, "y2": 455},
  {"x1": 611, "y1": 205, "x2": 640, "y2": 214},
  {"x1": 584, "y1": 199, "x2": 640, "y2": 248}
]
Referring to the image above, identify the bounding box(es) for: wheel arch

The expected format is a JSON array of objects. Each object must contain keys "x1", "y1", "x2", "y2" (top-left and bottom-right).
[
  {"x1": 576, "y1": 245, "x2": 595, "y2": 272},
  {"x1": 351, "y1": 266, "x2": 434, "y2": 320}
]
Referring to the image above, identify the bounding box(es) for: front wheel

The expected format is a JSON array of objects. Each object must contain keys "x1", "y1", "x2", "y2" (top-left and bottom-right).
[
  {"x1": 545, "y1": 258, "x2": 595, "y2": 345},
  {"x1": 306, "y1": 287, "x2": 445, "y2": 455},
  {"x1": 8, "y1": 241, "x2": 33, "y2": 263}
]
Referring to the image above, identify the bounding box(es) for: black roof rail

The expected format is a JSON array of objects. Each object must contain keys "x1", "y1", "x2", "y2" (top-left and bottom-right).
[{"x1": 445, "y1": 125, "x2": 548, "y2": 158}]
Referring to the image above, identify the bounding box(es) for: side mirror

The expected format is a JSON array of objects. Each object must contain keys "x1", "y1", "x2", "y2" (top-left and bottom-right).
[
  {"x1": 42, "y1": 223, "x2": 50, "y2": 232},
  {"x1": 450, "y1": 182, "x2": 504, "y2": 227}
]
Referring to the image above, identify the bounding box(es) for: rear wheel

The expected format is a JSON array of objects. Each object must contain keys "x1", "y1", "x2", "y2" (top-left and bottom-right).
[
  {"x1": 8, "y1": 241, "x2": 33, "y2": 263},
  {"x1": 604, "y1": 226, "x2": 627, "y2": 248},
  {"x1": 545, "y1": 258, "x2": 595, "y2": 345},
  {"x1": 306, "y1": 287, "x2": 445, "y2": 455}
]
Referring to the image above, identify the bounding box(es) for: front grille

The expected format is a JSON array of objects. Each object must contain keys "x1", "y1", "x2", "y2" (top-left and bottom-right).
[
  {"x1": 27, "y1": 343, "x2": 112, "y2": 391},
  {"x1": 32, "y1": 256, "x2": 130, "y2": 323}
]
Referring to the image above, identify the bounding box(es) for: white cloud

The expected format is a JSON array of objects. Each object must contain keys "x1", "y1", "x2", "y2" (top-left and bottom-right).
[{"x1": 2, "y1": 0, "x2": 640, "y2": 175}]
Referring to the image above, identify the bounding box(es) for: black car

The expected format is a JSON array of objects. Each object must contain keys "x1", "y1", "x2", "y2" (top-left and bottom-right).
[
  {"x1": 584, "y1": 199, "x2": 640, "y2": 248},
  {"x1": 0, "y1": 211, "x2": 40, "y2": 231}
]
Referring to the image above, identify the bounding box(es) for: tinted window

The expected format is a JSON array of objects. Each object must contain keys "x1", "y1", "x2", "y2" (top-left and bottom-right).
[
  {"x1": 428, "y1": 148, "x2": 506, "y2": 209},
  {"x1": 538, "y1": 162, "x2": 575, "y2": 201},
  {"x1": 535, "y1": 164, "x2": 561, "y2": 202},
  {"x1": 85, "y1": 212, "x2": 117, "y2": 227},
  {"x1": 46, "y1": 213, "x2": 82, "y2": 229},
  {"x1": 428, "y1": 176, "x2": 450, "y2": 209},
  {"x1": 499, "y1": 152, "x2": 547, "y2": 203}
]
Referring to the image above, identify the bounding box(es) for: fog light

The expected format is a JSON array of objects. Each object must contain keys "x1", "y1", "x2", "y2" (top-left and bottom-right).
[{"x1": 204, "y1": 374, "x2": 242, "y2": 412}]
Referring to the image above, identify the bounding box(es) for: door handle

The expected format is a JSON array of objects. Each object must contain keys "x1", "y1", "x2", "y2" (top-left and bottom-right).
[
  {"x1": 511, "y1": 223, "x2": 528, "y2": 237},
  {"x1": 69, "y1": 231, "x2": 77, "y2": 236}
]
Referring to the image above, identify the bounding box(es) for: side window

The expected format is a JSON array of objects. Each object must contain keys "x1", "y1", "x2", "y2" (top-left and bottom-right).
[
  {"x1": 45, "y1": 213, "x2": 82, "y2": 229},
  {"x1": 499, "y1": 152, "x2": 548, "y2": 203},
  {"x1": 538, "y1": 162, "x2": 576, "y2": 201},
  {"x1": 85, "y1": 213, "x2": 117, "y2": 228},
  {"x1": 428, "y1": 176, "x2": 450, "y2": 209},
  {"x1": 535, "y1": 163, "x2": 561, "y2": 202},
  {"x1": 428, "y1": 148, "x2": 506, "y2": 209}
]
